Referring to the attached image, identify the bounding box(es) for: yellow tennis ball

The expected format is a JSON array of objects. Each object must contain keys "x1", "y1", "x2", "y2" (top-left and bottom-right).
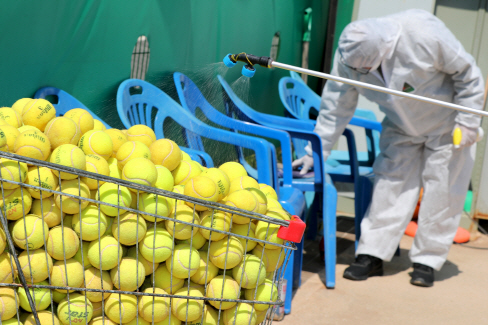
[
  {"x1": 112, "y1": 212, "x2": 147, "y2": 245},
  {"x1": 266, "y1": 198, "x2": 282, "y2": 211},
  {"x1": 127, "y1": 125, "x2": 156, "y2": 147},
  {"x1": 139, "y1": 227, "x2": 173, "y2": 263},
  {"x1": 149, "y1": 139, "x2": 182, "y2": 171},
  {"x1": 50, "y1": 144, "x2": 86, "y2": 180},
  {"x1": 57, "y1": 293, "x2": 93, "y2": 325},
  {"x1": 0, "y1": 158, "x2": 27, "y2": 189},
  {"x1": 179, "y1": 229, "x2": 206, "y2": 250},
  {"x1": 171, "y1": 161, "x2": 202, "y2": 186},
  {"x1": 95, "y1": 183, "x2": 132, "y2": 217},
  {"x1": 251, "y1": 245, "x2": 285, "y2": 272},
  {"x1": 167, "y1": 185, "x2": 185, "y2": 212},
  {"x1": 208, "y1": 236, "x2": 244, "y2": 269},
  {"x1": 218, "y1": 162, "x2": 247, "y2": 182},
  {"x1": 181, "y1": 151, "x2": 191, "y2": 161},
  {"x1": 231, "y1": 223, "x2": 257, "y2": 251},
  {"x1": 73, "y1": 241, "x2": 91, "y2": 269},
  {"x1": 184, "y1": 176, "x2": 219, "y2": 211},
  {"x1": 0, "y1": 107, "x2": 22, "y2": 128},
  {"x1": 18, "y1": 249, "x2": 53, "y2": 283},
  {"x1": 224, "y1": 190, "x2": 258, "y2": 224},
  {"x1": 228, "y1": 176, "x2": 259, "y2": 194},
  {"x1": 79, "y1": 130, "x2": 113, "y2": 160},
  {"x1": 201, "y1": 168, "x2": 230, "y2": 201},
  {"x1": 246, "y1": 188, "x2": 268, "y2": 215},
  {"x1": 232, "y1": 255, "x2": 266, "y2": 289},
  {"x1": 259, "y1": 183, "x2": 278, "y2": 201},
  {"x1": 104, "y1": 129, "x2": 128, "y2": 158},
  {"x1": 122, "y1": 157, "x2": 157, "y2": 190},
  {"x1": 151, "y1": 264, "x2": 184, "y2": 294},
  {"x1": 46, "y1": 226, "x2": 80, "y2": 260},
  {"x1": 104, "y1": 293, "x2": 137, "y2": 324},
  {"x1": 83, "y1": 267, "x2": 113, "y2": 302},
  {"x1": 0, "y1": 125, "x2": 20, "y2": 152},
  {"x1": 82, "y1": 154, "x2": 110, "y2": 190},
  {"x1": 51, "y1": 259, "x2": 84, "y2": 293},
  {"x1": 22, "y1": 99, "x2": 56, "y2": 131},
  {"x1": 154, "y1": 165, "x2": 174, "y2": 191},
  {"x1": 12, "y1": 215, "x2": 49, "y2": 250},
  {"x1": 255, "y1": 222, "x2": 283, "y2": 250},
  {"x1": 44, "y1": 117, "x2": 82, "y2": 149},
  {"x1": 18, "y1": 125, "x2": 40, "y2": 133},
  {"x1": 72, "y1": 204, "x2": 108, "y2": 241},
  {"x1": 87, "y1": 235, "x2": 123, "y2": 270},
  {"x1": 138, "y1": 287, "x2": 170, "y2": 322},
  {"x1": 206, "y1": 275, "x2": 240, "y2": 310},
  {"x1": 189, "y1": 251, "x2": 219, "y2": 285},
  {"x1": 12, "y1": 98, "x2": 31, "y2": 115},
  {"x1": 14, "y1": 129, "x2": 51, "y2": 161},
  {"x1": 165, "y1": 205, "x2": 201, "y2": 240},
  {"x1": 244, "y1": 279, "x2": 278, "y2": 311},
  {"x1": 0, "y1": 229, "x2": 4, "y2": 255},
  {"x1": 89, "y1": 316, "x2": 116, "y2": 325},
  {"x1": 138, "y1": 193, "x2": 171, "y2": 222},
  {"x1": 19, "y1": 280, "x2": 51, "y2": 313},
  {"x1": 171, "y1": 287, "x2": 204, "y2": 322},
  {"x1": 165, "y1": 244, "x2": 200, "y2": 279},
  {"x1": 107, "y1": 157, "x2": 122, "y2": 179},
  {"x1": 64, "y1": 108, "x2": 94, "y2": 134},
  {"x1": 25, "y1": 311, "x2": 60, "y2": 325},
  {"x1": 187, "y1": 305, "x2": 218, "y2": 325},
  {"x1": 0, "y1": 252, "x2": 17, "y2": 284},
  {"x1": 0, "y1": 127, "x2": 7, "y2": 151},
  {"x1": 93, "y1": 120, "x2": 106, "y2": 131},
  {"x1": 126, "y1": 246, "x2": 159, "y2": 276},
  {"x1": 54, "y1": 179, "x2": 90, "y2": 214},
  {"x1": 222, "y1": 303, "x2": 257, "y2": 325},
  {"x1": 0, "y1": 288, "x2": 19, "y2": 320},
  {"x1": 116, "y1": 141, "x2": 151, "y2": 169},
  {"x1": 1, "y1": 186, "x2": 32, "y2": 220},
  {"x1": 199, "y1": 210, "x2": 231, "y2": 241},
  {"x1": 31, "y1": 196, "x2": 63, "y2": 228},
  {"x1": 110, "y1": 257, "x2": 145, "y2": 291},
  {"x1": 26, "y1": 166, "x2": 58, "y2": 199}
]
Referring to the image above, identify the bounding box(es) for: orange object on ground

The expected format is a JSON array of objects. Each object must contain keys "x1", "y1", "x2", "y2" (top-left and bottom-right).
[
  {"x1": 404, "y1": 220, "x2": 470, "y2": 243},
  {"x1": 405, "y1": 221, "x2": 418, "y2": 237}
]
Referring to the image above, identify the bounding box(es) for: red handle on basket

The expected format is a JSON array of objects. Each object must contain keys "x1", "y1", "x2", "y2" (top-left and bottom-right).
[{"x1": 277, "y1": 215, "x2": 305, "y2": 243}]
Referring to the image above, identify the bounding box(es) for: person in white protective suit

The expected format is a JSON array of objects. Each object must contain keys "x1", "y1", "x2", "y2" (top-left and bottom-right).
[{"x1": 292, "y1": 9, "x2": 484, "y2": 287}]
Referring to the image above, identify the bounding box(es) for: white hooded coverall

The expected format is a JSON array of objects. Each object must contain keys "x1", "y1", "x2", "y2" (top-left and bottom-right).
[{"x1": 314, "y1": 9, "x2": 484, "y2": 270}]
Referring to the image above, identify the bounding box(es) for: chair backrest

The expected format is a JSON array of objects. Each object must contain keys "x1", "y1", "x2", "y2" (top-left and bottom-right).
[
  {"x1": 290, "y1": 70, "x2": 307, "y2": 85},
  {"x1": 34, "y1": 87, "x2": 111, "y2": 129}
]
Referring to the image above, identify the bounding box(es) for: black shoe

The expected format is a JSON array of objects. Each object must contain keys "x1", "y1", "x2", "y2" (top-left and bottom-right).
[
  {"x1": 410, "y1": 263, "x2": 434, "y2": 287},
  {"x1": 343, "y1": 254, "x2": 384, "y2": 281}
]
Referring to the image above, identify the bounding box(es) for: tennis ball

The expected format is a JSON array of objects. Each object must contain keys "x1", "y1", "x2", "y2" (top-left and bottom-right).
[
  {"x1": 165, "y1": 205, "x2": 201, "y2": 240},
  {"x1": 12, "y1": 98, "x2": 31, "y2": 115},
  {"x1": 87, "y1": 235, "x2": 123, "y2": 270},
  {"x1": 46, "y1": 226, "x2": 80, "y2": 260},
  {"x1": 116, "y1": 141, "x2": 151, "y2": 170},
  {"x1": 126, "y1": 125, "x2": 156, "y2": 147},
  {"x1": 0, "y1": 252, "x2": 17, "y2": 284},
  {"x1": 184, "y1": 176, "x2": 219, "y2": 211},
  {"x1": 1, "y1": 186, "x2": 33, "y2": 220},
  {"x1": 57, "y1": 293, "x2": 93, "y2": 325},
  {"x1": 50, "y1": 144, "x2": 86, "y2": 180},
  {"x1": 266, "y1": 197, "x2": 282, "y2": 210},
  {"x1": 64, "y1": 108, "x2": 94, "y2": 134},
  {"x1": 154, "y1": 165, "x2": 174, "y2": 191},
  {"x1": 208, "y1": 236, "x2": 244, "y2": 269},
  {"x1": 110, "y1": 257, "x2": 145, "y2": 291},
  {"x1": 89, "y1": 317, "x2": 116, "y2": 325},
  {"x1": 19, "y1": 280, "x2": 52, "y2": 312},
  {"x1": 79, "y1": 130, "x2": 113, "y2": 160},
  {"x1": 149, "y1": 139, "x2": 182, "y2": 171},
  {"x1": 0, "y1": 229, "x2": 5, "y2": 255},
  {"x1": 93, "y1": 120, "x2": 106, "y2": 131},
  {"x1": 112, "y1": 212, "x2": 147, "y2": 245},
  {"x1": 246, "y1": 188, "x2": 268, "y2": 215},
  {"x1": 224, "y1": 190, "x2": 258, "y2": 224},
  {"x1": 168, "y1": 185, "x2": 185, "y2": 212},
  {"x1": 189, "y1": 251, "x2": 219, "y2": 285},
  {"x1": 199, "y1": 210, "x2": 231, "y2": 241},
  {"x1": 179, "y1": 229, "x2": 206, "y2": 250},
  {"x1": 54, "y1": 179, "x2": 90, "y2": 214},
  {"x1": 231, "y1": 223, "x2": 257, "y2": 251},
  {"x1": 26, "y1": 166, "x2": 58, "y2": 199},
  {"x1": 222, "y1": 303, "x2": 257, "y2": 325},
  {"x1": 0, "y1": 288, "x2": 19, "y2": 320},
  {"x1": 171, "y1": 161, "x2": 201, "y2": 186},
  {"x1": 83, "y1": 267, "x2": 113, "y2": 302},
  {"x1": 181, "y1": 151, "x2": 191, "y2": 161},
  {"x1": 244, "y1": 279, "x2": 278, "y2": 311},
  {"x1": 0, "y1": 107, "x2": 22, "y2": 128},
  {"x1": 105, "y1": 158, "x2": 121, "y2": 180},
  {"x1": 73, "y1": 242, "x2": 91, "y2": 269},
  {"x1": 44, "y1": 117, "x2": 82, "y2": 149},
  {"x1": 218, "y1": 162, "x2": 247, "y2": 182},
  {"x1": 12, "y1": 215, "x2": 49, "y2": 249},
  {"x1": 138, "y1": 287, "x2": 170, "y2": 322},
  {"x1": 259, "y1": 184, "x2": 278, "y2": 201},
  {"x1": 25, "y1": 311, "x2": 60, "y2": 325},
  {"x1": 232, "y1": 255, "x2": 266, "y2": 289},
  {"x1": 255, "y1": 221, "x2": 283, "y2": 250},
  {"x1": 151, "y1": 264, "x2": 184, "y2": 294},
  {"x1": 122, "y1": 157, "x2": 157, "y2": 190},
  {"x1": 72, "y1": 204, "x2": 108, "y2": 241},
  {"x1": 228, "y1": 176, "x2": 259, "y2": 194},
  {"x1": 104, "y1": 293, "x2": 137, "y2": 324},
  {"x1": 165, "y1": 244, "x2": 200, "y2": 279},
  {"x1": 126, "y1": 246, "x2": 159, "y2": 276},
  {"x1": 0, "y1": 125, "x2": 20, "y2": 152},
  {"x1": 206, "y1": 275, "x2": 240, "y2": 310},
  {"x1": 139, "y1": 227, "x2": 173, "y2": 263},
  {"x1": 251, "y1": 245, "x2": 285, "y2": 272},
  {"x1": 51, "y1": 259, "x2": 84, "y2": 293},
  {"x1": 18, "y1": 125, "x2": 40, "y2": 133},
  {"x1": 82, "y1": 154, "x2": 110, "y2": 190},
  {"x1": 0, "y1": 158, "x2": 27, "y2": 189},
  {"x1": 171, "y1": 287, "x2": 204, "y2": 322},
  {"x1": 201, "y1": 168, "x2": 230, "y2": 201},
  {"x1": 18, "y1": 249, "x2": 53, "y2": 283},
  {"x1": 139, "y1": 193, "x2": 171, "y2": 222},
  {"x1": 104, "y1": 129, "x2": 128, "y2": 158},
  {"x1": 22, "y1": 99, "x2": 56, "y2": 131},
  {"x1": 95, "y1": 183, "x2": 132, "y2": 217},
  {"x1": 187, "y1": 305, "x2": 218, "y2": 325}
]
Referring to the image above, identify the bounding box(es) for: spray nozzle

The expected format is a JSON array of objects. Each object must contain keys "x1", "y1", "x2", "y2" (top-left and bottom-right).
[
  {"x1": 241, "y1": 64, "x2": 256, "y2": 78},
  {"x1": 222, "y1": 52, "x2": 272, "y2": 77}
]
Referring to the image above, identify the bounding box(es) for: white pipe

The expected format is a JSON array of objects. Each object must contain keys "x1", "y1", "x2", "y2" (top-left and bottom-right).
[{"x1": 271, "y1": 61, "x2": 488, "y2": 118}]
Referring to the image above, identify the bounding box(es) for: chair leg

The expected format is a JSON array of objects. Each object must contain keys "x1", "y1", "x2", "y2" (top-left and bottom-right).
[
  {"x1": 323, "y1": 183, "x2": 337, "y2": 289},
  {"x1": 354, "y1": 175, "x2": 374, "y2": 250},
  {"x1": 306, "y1": 195, "x2": 320, "y2": 240}
]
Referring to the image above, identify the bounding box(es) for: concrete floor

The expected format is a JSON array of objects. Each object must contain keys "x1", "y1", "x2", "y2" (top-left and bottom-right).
[{"x1": 280, "y1": 216, "x2": 488, "y2": 325}]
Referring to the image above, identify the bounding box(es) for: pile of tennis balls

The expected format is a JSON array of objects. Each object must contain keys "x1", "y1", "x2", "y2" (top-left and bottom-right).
[{"x1": 0, "y1": 98, "x2": 290, "y2": 325}]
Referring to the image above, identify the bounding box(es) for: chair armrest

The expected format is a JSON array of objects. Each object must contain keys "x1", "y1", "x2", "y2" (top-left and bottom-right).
[{"x1": 181, "y1": 147, "x2": 214, "y2": 167}]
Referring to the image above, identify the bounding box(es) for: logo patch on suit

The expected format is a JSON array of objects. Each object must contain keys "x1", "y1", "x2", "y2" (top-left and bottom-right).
[{"x1": 402, "y1": 82, "x2": 414, "y2": 93}]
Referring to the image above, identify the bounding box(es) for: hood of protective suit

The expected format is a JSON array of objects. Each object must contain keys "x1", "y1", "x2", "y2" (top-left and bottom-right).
[{"x1": 338, "y1": 17, "x2": 401, "y2": 72}]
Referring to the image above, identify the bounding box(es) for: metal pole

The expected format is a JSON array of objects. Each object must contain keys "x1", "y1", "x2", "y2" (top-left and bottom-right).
[{"x1": 271, "y1": 61, "x2": 488, "y2": 118}]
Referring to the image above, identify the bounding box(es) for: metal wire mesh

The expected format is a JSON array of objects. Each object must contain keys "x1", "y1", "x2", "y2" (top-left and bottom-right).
[{"x1": 0, "y1": 151, "x2": 295, "y2": 325}]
